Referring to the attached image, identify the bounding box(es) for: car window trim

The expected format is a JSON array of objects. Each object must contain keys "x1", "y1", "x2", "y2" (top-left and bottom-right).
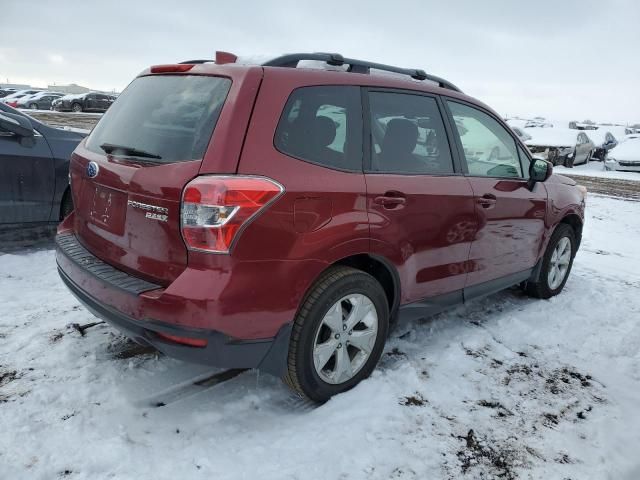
[
  {"x1": 441, "y1": 96, "x2": 528, "y2": 181},
  {"x1": 361, "y1": 86, "x2": 463, "y2": 176}
]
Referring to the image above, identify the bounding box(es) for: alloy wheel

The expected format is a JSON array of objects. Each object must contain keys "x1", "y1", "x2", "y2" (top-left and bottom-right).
[
  {"x1": 312, "y1": 294, "x2": 378, "y2": 385},
  {"x1": 548, "y1": 236, "x2": 572, "y2": 290}
]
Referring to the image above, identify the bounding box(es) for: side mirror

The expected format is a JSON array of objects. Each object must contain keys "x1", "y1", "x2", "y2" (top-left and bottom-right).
[
  {"x1": 528, "y1": 157, "x2": 553, "y2": 190},
  {"x1": 0, "y1": 112, "x2": 35, "y2": 138}
]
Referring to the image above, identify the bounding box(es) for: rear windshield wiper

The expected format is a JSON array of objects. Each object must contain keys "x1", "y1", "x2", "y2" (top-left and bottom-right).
[{"x1": 100, "y1": 143, "x2": 162, "y2": 160}]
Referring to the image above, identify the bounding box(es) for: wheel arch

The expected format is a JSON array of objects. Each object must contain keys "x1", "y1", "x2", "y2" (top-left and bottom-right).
[
  {"x1": 328, "y1": 253, "x2": 401, "y2": 321},
  {"x1": 559, "y1": 213, "x2": 583, "y2": 248},
  {"x1": 60, "y1": 186, "x2": 73, "y2": 220}
]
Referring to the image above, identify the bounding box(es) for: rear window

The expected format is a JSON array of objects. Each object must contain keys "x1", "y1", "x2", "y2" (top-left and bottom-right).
[{"x1": 86, "y1": 75, "x2": 231, "y2": 163}]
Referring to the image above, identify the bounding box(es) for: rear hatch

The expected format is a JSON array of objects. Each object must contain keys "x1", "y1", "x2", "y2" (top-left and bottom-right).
[{"x1": 70, "y1": 70, "x2": 253, "y2": 285}]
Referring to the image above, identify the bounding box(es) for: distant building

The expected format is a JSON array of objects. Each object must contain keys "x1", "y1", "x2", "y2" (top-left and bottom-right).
[
  {"x1": 47, "y1": 83, "x2": 91, "y2": 94},
  {"x1": 0, "y1": 83, "x2": 31, "y2": 90}
]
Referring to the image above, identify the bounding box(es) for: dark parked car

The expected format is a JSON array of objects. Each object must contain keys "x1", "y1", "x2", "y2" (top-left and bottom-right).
[
  {"x1": 1, "y1": 89, "x2": 44, "y2": 107},
  {"x1": 0, "y1": 88, "x2": 18, "y2": 98},
  {"x1": 52, "y1": 92, "x2": 116, "y2": 113},
  {"x1": 0, "y1": 103, "x2": 86, "y2": 240},
  {"x1": 56, "y1": 52, "x2": 586, "y2": 402},
  {"x1": 16, "y1": 92, "x2": 65, "y2": 111}
]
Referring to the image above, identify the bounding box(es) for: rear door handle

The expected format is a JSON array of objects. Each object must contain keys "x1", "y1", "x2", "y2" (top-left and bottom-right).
[
  {"x1": 374, "y1": 192, "x2": 406, "y2": 209},
  {"x1": 476, "y1": 193, "x2": 497, "y2": 209}
]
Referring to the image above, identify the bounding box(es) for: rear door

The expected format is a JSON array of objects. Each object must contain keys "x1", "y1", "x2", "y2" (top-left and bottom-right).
[
  {"x1": 70, "y1": 68, "x2": 261, "y2": 285},
  {"x1": 95, "y1": 94, "x2": 109, "y2": 111},
  {"x1": 84, "y1": 94, "x2": 97, "y2": 111},
  {"x1": 445, "y1": 100, "x2": 547, "y2": 287},
  {"x1": 365, "y1": 89, "x2": 476, "y2": 304}
]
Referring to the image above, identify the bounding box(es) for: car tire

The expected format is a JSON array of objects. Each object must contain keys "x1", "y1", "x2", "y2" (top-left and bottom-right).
[
  {"x1": 563, "y1": 152, "x2": 575, "y2": 168},
  {"x1": 525, "y1": 224, "x2": 576, "y2": 299},
  {"x1": 29, "y1": 103, "x2": 38, "y2": 110},
  {"x1": 71, "y1": 103, "x2": 83, "y2": 113},
  {"x1": 283, "y1": 266, "x2": 389, "y2": 402}
]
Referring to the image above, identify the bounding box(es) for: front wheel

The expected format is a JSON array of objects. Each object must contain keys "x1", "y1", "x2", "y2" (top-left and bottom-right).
[
  {"x1": 29, "y1": 103, "x2": 38, "y2": 110},
  {"x1": 283, "y1": 266, "x2": 389, "y2": 402},
  {"x1": 71, "y1": 103, "x2": 82, "y2": 112},
  {"x1": 563, "y1": 152, "x2": 575, "y2": 168},
  {"x1": 525, "y1": 224, "x2": 576, "y2": 299}
]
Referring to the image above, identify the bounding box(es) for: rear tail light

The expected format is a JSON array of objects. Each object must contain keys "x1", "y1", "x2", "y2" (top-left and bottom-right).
[{"x1": 181, "y1": 176, "x2": 284, "y2": 254}]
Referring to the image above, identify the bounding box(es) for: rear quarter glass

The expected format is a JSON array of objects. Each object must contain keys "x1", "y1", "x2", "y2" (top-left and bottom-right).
[{"x1": 85, "y1": 75, "x2": 231, "y2": 164}]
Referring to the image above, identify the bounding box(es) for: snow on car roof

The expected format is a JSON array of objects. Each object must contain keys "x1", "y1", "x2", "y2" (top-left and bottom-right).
[
  {"x1": 584, "y1": 129, "x2": 615, "y2": 147},
  {"x1": 505, "y1": 118, "x2": 529, "y2": 129},
  {"x1": 60, "y1": 93, "x2": 86, "y2": 100},
  {"x1": 601, "y1": 125, "x2": 632, "y2": 139},
  {"x1": 609, "y1": 137, "x2": 640, "y2": 161},
  {"x1": 524, "y1": 127, "x2": 580, "y2": 148}
]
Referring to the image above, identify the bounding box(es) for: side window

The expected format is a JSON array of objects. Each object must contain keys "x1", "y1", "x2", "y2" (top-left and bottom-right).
[
  {"x1": 448, "y1": 101, "x2": 522, "y2": 178},
  {"x1": 368, "y1": 92, "x2": 454, "y2": 174},
  {"x1": 274, "y1": 86, "x2": 362, "y2": 171}
]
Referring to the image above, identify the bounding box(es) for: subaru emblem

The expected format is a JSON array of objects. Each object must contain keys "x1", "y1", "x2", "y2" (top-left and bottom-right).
[{"x1": 86, "y1": 161, "x2": 99, "y2": 178}]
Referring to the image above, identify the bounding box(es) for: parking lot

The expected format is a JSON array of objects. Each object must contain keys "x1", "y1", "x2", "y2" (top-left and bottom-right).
[
  {"x1": 27, "y1": 110, "x2": 102, "y2": 132},
  {"x1": 1, "y1": 190, "x2": 639, "y2": 479}
]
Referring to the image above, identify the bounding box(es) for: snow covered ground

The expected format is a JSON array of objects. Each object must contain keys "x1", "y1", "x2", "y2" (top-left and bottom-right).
[
  {"x1": 1, "y1": 194, "x2": 640, "y2": 479},
  {"x1": 555, "y1": 160, "x2": 640, "y2": 181}
]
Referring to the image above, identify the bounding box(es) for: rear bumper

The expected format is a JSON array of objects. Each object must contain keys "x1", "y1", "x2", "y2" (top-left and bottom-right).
[{"x1": 56, "y1": 233, "x2": 291, "y2": 375}]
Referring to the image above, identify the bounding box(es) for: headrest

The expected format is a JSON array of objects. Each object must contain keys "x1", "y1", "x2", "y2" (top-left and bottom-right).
[
  {"x1": 383, "y1": 118, "x2": 418, "y2": 154},
  {"x1": 312, "y1": 116, "x2": 337, "y2": 147}
]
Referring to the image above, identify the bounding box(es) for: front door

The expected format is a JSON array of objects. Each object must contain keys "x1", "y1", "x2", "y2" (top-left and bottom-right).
[
  {"x1": 0, "y1": 128, "x2": 55, "y2": 224},
  {"x1": 576, "y1": 132, "x2": 591, "y2": 164},
  {"x1": 445, "y1": 100, "x2": 547, "y2": 287},
  {"x1": 365, "y1": 90, "x2": 476, "y2": 305}
]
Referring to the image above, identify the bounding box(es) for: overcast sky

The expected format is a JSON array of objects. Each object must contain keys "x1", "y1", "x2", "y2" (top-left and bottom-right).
[{"x1": 1, "y1": 0, "x2": 639, "y2": 124}]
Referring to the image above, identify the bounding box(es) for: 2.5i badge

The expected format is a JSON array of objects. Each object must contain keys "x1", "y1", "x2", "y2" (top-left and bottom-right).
[{"x1": 127, "y1": 200, "x2": 169, "y2": 222}]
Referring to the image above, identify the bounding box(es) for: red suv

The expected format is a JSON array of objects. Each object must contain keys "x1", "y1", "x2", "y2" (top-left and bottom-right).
[{"x1": 56, "y1": 52, "x2": 586, "y2": 401}]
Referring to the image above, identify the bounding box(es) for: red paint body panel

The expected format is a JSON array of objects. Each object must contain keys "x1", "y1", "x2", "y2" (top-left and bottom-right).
[
  {"x1": 366, "y1": 174, "x2": 476, "y2": 302},
  {"x1": 465, "y1": 178, "x2": 548, "y2": 285}
]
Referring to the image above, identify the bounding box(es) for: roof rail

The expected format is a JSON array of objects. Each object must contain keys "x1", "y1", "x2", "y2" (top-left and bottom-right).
[
  {"x1": 179, "y1": 59, "x2": 213, "y2": 64},
  {"x1": 262, "y1": 53, "x2": 462, "y2": 92}
]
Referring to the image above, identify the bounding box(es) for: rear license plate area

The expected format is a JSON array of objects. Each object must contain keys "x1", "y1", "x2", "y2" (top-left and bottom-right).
[{"x1": 86, "y1": 184, "x2": 127, "y2": 235}]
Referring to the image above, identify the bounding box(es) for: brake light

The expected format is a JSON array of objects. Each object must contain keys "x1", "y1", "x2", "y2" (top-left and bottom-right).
[
  {"x1": 181, "y1": 176, "x2": 284, "y2": 254},
  {"x1": 150, "y1": 64, "x2": 195, "y2": 73}
]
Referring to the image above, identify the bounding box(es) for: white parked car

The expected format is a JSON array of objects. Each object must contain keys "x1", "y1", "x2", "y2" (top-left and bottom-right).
[
  {"x1": 525, "y1": 128, "x2": 594, "y2": 167},
  {"x1": 605, "y1": 138, "x2": 640, "y2": 172},
  {"x1": 510, "y1": 125, "x2": 532, "y2": 142}
]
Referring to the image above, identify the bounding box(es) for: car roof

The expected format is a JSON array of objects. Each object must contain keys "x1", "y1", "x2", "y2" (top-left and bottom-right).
[{"x1": 139, "y1": 61, "x2": 498, "y2": 120}]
